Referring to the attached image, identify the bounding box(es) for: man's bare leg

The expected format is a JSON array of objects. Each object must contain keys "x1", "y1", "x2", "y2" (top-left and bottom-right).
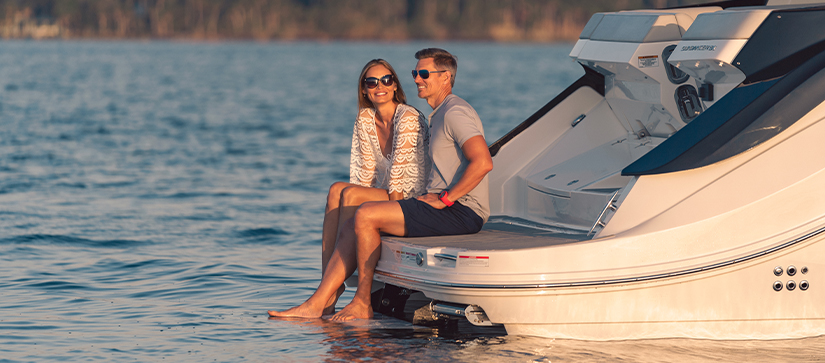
[
  {"x1": 331, "y1": 200, "x2": 406, "y2": 321},
  {"x1": 321, "y1": 186, "x2": 389, "y2": 315},
  {"x1": 269, "y1": 219, "x2": 359, "y2": 318}
]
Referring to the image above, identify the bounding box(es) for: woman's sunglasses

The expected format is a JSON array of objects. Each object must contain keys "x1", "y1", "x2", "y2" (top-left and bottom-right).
[
  {"x1": 411, "y1": 69, "x2": 446, "y2": 79},
  {"x1": 364, "y1": 75, "x2": 394, "y2": 89}
]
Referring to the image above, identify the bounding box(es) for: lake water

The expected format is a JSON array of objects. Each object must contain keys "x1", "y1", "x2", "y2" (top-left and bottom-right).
[{"x1": 0, "y1": 40, "x2": 823, "y2": 362}]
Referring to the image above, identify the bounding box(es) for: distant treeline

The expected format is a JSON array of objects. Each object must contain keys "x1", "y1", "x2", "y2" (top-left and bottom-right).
[{"x1": 1, "y1": 0, "x2": 709, "y2": 41}]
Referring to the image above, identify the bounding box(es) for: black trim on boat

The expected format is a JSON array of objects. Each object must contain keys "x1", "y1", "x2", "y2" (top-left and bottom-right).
[
  {"x1": 623, "y1": 48, "x2": 825, "y2": 176},
  {"x1": 734, "y1": 6, "x2": 825, "y2": 84},
  {"x1": 376, "y1": 224, "x2": 825, "y2": 290},
  {"x1": 665, "y1": 0, "x2": 766, "y2": 9},
  {"x1": 488, "y1": 66, "x2": 605, "y2": 157}
]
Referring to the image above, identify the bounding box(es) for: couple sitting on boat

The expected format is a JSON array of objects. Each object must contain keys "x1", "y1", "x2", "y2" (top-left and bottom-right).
[{"x1": 268, "y1": 48, "x2": 492, "y2": 321}]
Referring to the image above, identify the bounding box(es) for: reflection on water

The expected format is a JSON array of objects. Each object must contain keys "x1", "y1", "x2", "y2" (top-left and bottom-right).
[
  {"x1": 0, "y1": 40, "x2": 823, "y2": 361},
  {"x1": 274, "y1": 315, "x2": 825, "y2": 362}
]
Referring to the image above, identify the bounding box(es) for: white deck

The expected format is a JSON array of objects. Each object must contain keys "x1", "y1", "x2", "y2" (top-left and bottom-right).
[{"x1": 382, "y1": 221, "x2": 588, "y2": 251}]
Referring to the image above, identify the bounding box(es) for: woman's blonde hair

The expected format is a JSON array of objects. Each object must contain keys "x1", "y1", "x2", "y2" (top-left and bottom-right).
[{"x1": 357, "y1": 59, "x2": 406, "y2": 110}]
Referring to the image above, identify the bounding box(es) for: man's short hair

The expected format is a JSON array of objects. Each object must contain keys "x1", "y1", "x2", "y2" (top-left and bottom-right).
[{"x1": 415, "y1": 48, "x2": 457, "y2": 87}]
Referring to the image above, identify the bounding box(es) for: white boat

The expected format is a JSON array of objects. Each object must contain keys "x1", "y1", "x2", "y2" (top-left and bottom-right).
[{"x1": 366, "y1": 0, "x2": 825, "y2": 340}]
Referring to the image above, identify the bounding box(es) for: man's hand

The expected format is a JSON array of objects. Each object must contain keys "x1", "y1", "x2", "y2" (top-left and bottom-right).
[{"x1": 417, "y1": 193, "x2": 447, "y2": 209}]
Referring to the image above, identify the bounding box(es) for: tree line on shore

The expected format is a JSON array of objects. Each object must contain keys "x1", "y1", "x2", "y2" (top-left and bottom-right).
[{"x1": 1, "y1": 0, "x2": 708, "y2": 41}]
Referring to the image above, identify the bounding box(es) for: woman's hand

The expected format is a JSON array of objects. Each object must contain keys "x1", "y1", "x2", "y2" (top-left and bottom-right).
[{"x1": 416, "y1": 193, "x2": 446, "y2": 209}]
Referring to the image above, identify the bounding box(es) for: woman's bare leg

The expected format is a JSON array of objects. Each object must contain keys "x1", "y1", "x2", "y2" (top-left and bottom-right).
[
  {"x1": 322, "y1": 182, "x2": 352, "y2": 274},
  {"x1": 319, "y1": 182, "x2": 351, "y2": 315},
  {"x1": 271, "y1": 183, "x2": 389, "y2": 318},
  {"x1": 269, "y1": 186, "x2": 392, "y2": 318},
  {"x1": 321, "y1": 185, "x2": 390, "y2": 314},
  {"x1": 269, "y1": 219, "x2": 359, "y2": 318}
]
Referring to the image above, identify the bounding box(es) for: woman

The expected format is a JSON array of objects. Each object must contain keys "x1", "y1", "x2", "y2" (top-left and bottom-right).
[{"x1": 310, "y1": 59, "x2": 429, "y2": 316}]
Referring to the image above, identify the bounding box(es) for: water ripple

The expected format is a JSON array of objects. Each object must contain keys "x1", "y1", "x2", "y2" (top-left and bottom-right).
[
  {"x1": 24, "y1": 281, "x2": 92, "y2": 291},
  {"x1": 0, "y1": 235, "x2": 149, "y2": 248},
  {"x1": 236, "y1": 227, "x2": 289, "y2": 237}
]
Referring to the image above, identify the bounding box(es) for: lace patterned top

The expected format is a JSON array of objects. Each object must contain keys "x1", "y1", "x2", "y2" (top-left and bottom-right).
[{"x1": 350, "y1": 104, "x2": 430, "y2": 199}]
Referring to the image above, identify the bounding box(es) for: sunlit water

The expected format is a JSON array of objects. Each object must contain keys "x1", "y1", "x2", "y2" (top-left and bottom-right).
[{"x1": 0, "y1": 40, "x2": 822, "y2": 362}]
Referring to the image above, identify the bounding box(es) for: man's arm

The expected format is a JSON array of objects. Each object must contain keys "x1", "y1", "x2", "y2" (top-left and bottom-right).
[{"x1": 417, "y1": 135, "x2": 493, "y2": 209}]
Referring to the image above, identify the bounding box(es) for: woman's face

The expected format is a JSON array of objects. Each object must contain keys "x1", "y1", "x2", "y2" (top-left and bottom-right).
[{"x1": 362, "y1": 65, "x2": 397, "y2": 107}]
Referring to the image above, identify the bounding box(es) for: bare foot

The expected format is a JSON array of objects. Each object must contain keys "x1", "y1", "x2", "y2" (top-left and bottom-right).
[
  {"x1": 268, "y1": 301, "x2": 324, "y2": 318},
  {"x1": 330, "y1": 300, "x2": 373, "y2": 321},
  {"x1": 322, "y1": 285, "x2": 346, "y2": 315}
]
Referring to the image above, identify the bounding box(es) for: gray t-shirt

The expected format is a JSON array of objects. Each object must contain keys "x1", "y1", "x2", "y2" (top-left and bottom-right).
[{"x1": 427, "y1": 94, "x2": 490, "y2": 222}]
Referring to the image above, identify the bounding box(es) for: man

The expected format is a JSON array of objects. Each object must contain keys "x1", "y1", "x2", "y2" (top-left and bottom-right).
[{"x1": 268, "y1": 48, "x2": 492, "y2": 320}]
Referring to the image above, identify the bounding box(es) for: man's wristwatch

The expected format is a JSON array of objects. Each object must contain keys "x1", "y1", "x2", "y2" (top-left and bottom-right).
[{"x1": 438, "y1": 190, "x2": 454, "y2": 207}]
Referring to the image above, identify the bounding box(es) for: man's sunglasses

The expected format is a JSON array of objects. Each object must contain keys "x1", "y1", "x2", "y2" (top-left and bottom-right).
[
  {"x1": 412, "y1": 69, "x2": 446, "y2": 79},
  {"x1": 364, "y1": 75, "x2": 394, "y2": 89}
]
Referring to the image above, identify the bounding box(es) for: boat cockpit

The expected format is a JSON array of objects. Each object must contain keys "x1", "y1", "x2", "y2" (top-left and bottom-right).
[{"x1": 488, "y1": 1, "x2": 825, "y2": 237}]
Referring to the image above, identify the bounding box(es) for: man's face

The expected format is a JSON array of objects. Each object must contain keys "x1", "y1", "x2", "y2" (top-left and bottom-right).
[{"x1": 413, "y1": 58, "x2": 449, "y2": 100}]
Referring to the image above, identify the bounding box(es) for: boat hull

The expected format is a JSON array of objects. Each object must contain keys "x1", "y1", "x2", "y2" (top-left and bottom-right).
[{"x1": 378, "y1": 230, "x2": 825, "y2": 340}]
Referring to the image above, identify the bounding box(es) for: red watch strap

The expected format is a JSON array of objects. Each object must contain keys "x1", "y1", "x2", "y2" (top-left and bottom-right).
[{"x1": 439, "y1": 190, "x2": 454, "y2": 207}]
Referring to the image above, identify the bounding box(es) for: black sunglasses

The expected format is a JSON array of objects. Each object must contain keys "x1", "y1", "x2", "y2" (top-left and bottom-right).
[
  {"x1": 364, "y1": 75, "x2": 394, "y2": 89},
  {"x1": 412, "y1": 69, "x2": 446, "y2": 79}
]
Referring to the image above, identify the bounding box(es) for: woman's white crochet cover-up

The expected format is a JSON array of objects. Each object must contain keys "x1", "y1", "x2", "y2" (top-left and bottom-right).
[{"x1": 349, "y1": 104, "x2": 430, "y2": 199}]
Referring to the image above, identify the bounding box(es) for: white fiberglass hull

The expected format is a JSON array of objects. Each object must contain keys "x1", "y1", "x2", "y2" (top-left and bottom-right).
[{"x1": 378, "y1": 227, "x2": 825, "y2": 340}]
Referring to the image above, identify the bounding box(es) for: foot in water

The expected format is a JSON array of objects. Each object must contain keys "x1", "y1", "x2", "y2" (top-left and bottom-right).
[
  {"x1": 330, "y1": 300, "x2": 373, "y2": 321},
  {"x1": 268, "y1": 301, "x2": 324, "y2": 318},
  {"x1": 322, "y1": 285, "x2": 346, "y2": 316}
]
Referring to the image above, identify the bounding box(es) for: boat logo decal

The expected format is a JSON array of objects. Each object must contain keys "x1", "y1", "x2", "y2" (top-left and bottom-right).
[
  {"x1": 638, "y1": 55, "x2": 659, "y2": 68},
  {"x1": 458, "y1": 255, "x2": 490, "y2": 267},
  {"x1": 681, "y1": 45, "x2": 717, "y2": 52}
]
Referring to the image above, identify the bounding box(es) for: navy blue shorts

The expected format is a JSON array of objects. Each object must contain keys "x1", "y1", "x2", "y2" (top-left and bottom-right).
[{"x1": 397, "y1": 198, "x2": 484, "y2": 237}]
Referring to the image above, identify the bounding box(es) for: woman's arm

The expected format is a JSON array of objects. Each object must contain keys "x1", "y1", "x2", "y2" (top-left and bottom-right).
[{"x1": 350, "y1": 109, "x2": 377, "y2": 187}]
